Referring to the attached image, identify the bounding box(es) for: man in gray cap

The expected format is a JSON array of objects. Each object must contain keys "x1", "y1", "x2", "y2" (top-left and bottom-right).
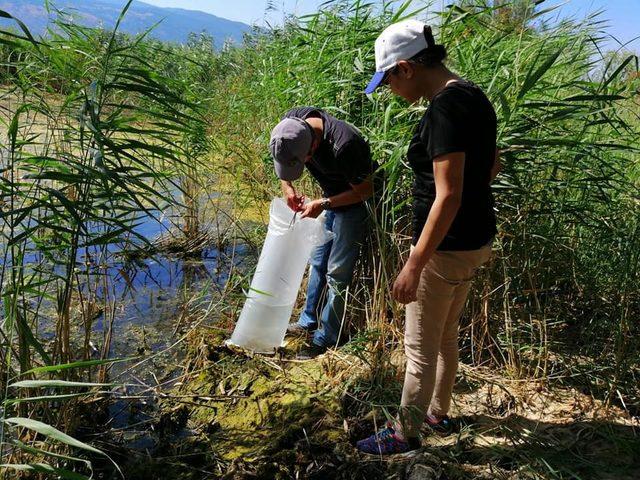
[{"x1": 270, "y1": 107, "x2": 377, "y2": 358}]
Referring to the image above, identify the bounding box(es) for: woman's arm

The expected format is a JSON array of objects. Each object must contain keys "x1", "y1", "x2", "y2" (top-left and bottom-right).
[{"x1": 392, "y1": 152, "x2": 465, "y2": 304}]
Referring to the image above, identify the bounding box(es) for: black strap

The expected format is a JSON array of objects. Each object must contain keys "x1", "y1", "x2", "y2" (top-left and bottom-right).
[{"x1": 424, "y1": 25, "x2": 435, "y2": 48}]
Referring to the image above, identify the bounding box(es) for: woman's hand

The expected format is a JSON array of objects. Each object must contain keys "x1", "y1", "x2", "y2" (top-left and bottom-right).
[
  {"x1": 300, "y1": 199, "x2": 324, "y2": 219},
  {"x1": 392, "y1": 260, "x2": 422, "y2": 304}
]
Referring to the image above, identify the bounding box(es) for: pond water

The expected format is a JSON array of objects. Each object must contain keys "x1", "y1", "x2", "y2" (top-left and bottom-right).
[
  {"x1": 2, "y1": 194, "x2": 256, "y2": 452},
  {"x1": 101, "y1": 244, "x2": 248, "y2": 451},
  {"x1": 90, "y1": 210, "x2": 252, "y2": 450}
]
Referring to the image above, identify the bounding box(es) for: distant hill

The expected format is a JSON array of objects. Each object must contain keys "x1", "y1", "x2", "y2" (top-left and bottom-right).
[{"x1": 0, "y1": 0, "x2": 250, "y2": 46}]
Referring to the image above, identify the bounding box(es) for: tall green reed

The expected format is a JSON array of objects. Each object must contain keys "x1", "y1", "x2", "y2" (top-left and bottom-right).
[
  {"x1": 0, "y1": 0, "x2": 208, "y2": 474},
  {"x1": 205, "y1": 0, "x2": 639, "y2": 402}
]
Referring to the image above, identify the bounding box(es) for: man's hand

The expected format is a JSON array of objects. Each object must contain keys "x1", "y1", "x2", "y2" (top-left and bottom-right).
[
  {"x1": 300, "y1": 199, "x2": 324, "y2": 219},
  {"x1": 286, "y1": 191, "x2": 305, "y2": 212},
  {"x1": 392, "y1": 260, "x2": 422, "y2": 304},
  {"x1": 281, "y1": 180, "x2": 305, "y2": 212}
]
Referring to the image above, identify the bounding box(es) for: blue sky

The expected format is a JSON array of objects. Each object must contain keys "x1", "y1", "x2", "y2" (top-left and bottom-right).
[{"x1": 140, "y1": 0, "x2": 639, "y2": 51}]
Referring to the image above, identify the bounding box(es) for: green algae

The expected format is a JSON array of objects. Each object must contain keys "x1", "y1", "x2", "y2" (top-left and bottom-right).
[
  {"x1": 183, "y1": 354, "x2": 340, "y2": 461},
  {"x1": 155, "y1": 329, "x2": 350, "y2": 473}
]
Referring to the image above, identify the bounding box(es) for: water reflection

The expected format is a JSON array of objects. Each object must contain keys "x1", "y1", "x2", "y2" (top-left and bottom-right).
[{"x1": 2, "y1": 191, "x2": 253, "y2": 449}]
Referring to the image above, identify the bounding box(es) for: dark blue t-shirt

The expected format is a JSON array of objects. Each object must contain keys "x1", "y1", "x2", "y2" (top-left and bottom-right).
[{"x1": 283, "y1": 107, "x2": 376, "y2": 203}]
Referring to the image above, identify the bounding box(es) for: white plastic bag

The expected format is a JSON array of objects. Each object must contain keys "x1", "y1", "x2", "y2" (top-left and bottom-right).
[{"x1": 227, "y1": 198, "x2": 333, "y2": 353}]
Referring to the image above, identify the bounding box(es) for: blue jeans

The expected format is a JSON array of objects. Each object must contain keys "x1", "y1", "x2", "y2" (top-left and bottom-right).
[{"x1": 297, "y1": 203, "x2": 369, "y2": 348}]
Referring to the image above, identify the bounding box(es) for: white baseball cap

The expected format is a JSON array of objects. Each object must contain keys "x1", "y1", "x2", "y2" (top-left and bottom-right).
[{"x1": 365, "y1": 19, "x2": 441, "y2": 94}]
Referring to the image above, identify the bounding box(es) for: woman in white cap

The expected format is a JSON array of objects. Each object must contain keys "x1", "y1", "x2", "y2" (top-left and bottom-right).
[{"x1": 357, "y1": 19, "x2": 501, "y2": 455}]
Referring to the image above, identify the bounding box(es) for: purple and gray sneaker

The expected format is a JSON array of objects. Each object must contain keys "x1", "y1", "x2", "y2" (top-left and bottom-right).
[
  {"x1": 423, "y1": 414, "x2": 456, "y2": 436},
  {"x1": 356, "y1": 426, "x2": 421, "y2": 455}
]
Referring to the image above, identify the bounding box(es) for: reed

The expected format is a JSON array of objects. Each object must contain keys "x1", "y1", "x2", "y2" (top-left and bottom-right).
[
  {"x1": 0, "y1": 1, "x2": 208, "y2": 476},
  {"x1": 205, "y1": 0, "x2": 639, "y2": 403}
]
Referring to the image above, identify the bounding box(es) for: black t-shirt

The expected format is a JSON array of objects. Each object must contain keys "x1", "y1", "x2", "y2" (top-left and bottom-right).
[
  {"x1": 283, "y1": 107, "x2": 376, "y2": 207},
  {"x1": 407, "y1": 80, "x2": 497, "y2": 250}
]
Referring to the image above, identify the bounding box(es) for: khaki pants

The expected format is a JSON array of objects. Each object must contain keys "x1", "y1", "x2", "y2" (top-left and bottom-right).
[{"x1": 398, "y1": 245, "x2": 491, "y2": 437}]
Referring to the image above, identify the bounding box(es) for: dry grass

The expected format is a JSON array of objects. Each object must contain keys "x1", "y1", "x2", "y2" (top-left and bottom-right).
[{"x1": 112, "y1": 324, "x2": 639, "y2": 480}]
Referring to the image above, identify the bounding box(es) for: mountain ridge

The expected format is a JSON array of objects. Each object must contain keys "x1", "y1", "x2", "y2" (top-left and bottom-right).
[{"x1": 0, "y1": 0, "x2": 250, "y2": 46}]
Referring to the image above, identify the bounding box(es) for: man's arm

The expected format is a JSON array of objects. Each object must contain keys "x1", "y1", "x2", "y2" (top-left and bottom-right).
[
  {"x1": 392, "y1": 151, "x2": 465, "y2": 304},
  {"x1": 328, "y1": 177, "x2": 374, "y2": 207},
  {"x1": 300, "y1": 139, "x2": 375, "y2": 218},
  {"x1": 299, "y1": 177, "x2": 373, "y2": 218}
]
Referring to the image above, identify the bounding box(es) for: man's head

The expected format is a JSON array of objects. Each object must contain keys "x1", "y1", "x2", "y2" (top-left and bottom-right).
[
  {"x1": 365, "y1": 19, "x2": 447, "y2": 98},
  {"x1": 269, "y1": 117, "x2": 314, "y2": 181}
]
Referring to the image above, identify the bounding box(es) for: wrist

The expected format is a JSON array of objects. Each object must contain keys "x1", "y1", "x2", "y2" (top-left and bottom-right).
[
  {"x1": 406, "y1": 253, "x2": 426, "y2": 272},
  {"x1": 320, "y1": 197, "x2": 332, "y2": 210},
  {"x1": 281, "y1": 181, "x2": 294, "y2": 192}
]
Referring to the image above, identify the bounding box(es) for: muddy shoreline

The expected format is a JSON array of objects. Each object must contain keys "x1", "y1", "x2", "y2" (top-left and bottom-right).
[{"x1": 89, "y1": 322, "x2": 640, "y2": 480}]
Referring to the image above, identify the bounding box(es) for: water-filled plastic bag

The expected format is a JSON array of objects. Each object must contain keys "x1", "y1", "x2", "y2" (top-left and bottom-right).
[{"x1": 227, "y1": 198, "x2": 333, "y2": 352}]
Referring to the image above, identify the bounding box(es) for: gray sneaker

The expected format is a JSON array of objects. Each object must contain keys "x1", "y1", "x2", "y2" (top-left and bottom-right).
[
  {"x1": 286, "y1": 323, "x2": 313, "y2": 336},
  {"x1": 296, "y1": 343, "x2": 327, "y2": 360}
]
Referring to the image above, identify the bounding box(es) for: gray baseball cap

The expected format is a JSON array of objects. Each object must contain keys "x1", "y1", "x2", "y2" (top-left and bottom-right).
[{"x1": 269, "y1": 117, "x2": 313, "y2": 181}]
